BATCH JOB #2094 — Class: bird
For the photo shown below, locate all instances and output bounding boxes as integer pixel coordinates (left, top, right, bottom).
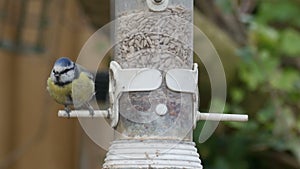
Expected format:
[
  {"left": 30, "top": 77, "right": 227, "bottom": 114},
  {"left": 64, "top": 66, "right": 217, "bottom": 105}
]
[{"left": 47, "top": 57, "right": 95, "bottom": 117}]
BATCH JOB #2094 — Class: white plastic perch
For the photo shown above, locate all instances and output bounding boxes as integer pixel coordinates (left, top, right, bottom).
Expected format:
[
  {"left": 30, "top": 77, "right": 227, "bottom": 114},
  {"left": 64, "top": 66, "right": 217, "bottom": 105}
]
[
  {"left": 58, "top": 110, "right": 248, "bottom": 122},
  {"left": 58, "top": 110, "right": 109, "bottom": 118},
  {"left": 197, "top": 111, "right": 248, "bottom": 122}
]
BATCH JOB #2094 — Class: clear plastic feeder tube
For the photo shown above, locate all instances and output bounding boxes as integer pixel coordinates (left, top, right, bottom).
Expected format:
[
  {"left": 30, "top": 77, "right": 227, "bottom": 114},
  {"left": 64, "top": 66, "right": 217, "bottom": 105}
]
[{"left": 114, "top": 0, "right": 194, "bottom": 140}]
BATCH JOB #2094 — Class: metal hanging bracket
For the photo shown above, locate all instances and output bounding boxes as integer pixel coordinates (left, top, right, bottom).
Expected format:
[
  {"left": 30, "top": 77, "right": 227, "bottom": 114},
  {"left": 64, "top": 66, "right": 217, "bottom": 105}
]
[{"left": 146, "top": 0, "right": 169, "bottom": 11}]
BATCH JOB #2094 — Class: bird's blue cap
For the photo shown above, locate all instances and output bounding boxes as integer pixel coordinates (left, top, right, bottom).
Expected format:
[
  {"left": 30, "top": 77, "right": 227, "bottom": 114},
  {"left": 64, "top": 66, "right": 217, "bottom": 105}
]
[{"left": 54, "top": 57, "right": 73, "bottom": 67}]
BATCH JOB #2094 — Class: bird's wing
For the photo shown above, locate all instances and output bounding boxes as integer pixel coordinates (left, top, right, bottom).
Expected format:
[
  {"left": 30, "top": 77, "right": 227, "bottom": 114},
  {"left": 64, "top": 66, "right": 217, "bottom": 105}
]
[{"left": 72, "top": 72, "right": 95, "bottom": 107}]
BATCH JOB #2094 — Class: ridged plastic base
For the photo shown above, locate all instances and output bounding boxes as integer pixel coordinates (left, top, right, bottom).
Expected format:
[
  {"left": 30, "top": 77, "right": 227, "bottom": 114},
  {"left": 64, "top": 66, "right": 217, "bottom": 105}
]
[{"left": 103, "top": 139, "right": 202, "bottom": 169}]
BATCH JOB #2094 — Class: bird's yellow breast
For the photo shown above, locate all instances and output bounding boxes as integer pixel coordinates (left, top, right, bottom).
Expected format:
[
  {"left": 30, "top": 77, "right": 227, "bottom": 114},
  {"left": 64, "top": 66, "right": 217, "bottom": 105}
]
[
  {"left": 47, "top": 72, "right": 94, "bottom": 107},
  {"left": 47, "top": 77, "right": 72, "bottom": 105}
]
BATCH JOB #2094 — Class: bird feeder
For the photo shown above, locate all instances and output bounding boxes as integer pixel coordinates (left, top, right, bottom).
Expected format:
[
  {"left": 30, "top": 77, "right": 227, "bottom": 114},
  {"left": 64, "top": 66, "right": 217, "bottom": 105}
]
[{"left": 58, "top": 0, "right": 248, "bottom": 168}]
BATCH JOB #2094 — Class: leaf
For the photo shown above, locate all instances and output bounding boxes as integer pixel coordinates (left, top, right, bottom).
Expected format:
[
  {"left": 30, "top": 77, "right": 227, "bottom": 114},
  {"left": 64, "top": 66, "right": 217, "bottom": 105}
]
[
  {"left": 270, "top": 69, "right": 300, "bottom": 91},
  {"left": 249, "top": 24, "right": 279, "bottom": 51},
  {"left": 257, "top": 103, "right": 274, "bottom": 124},
  {"left": 256, "top": 0, "right": 300, "bottom": 27},
  {"left": 230, "top": 88, "right": 245, "bottom": 103},
  {"left": 280, "top": 29, "right": 300, "bottom": 56},
  {"left": 258, "top": 50, "right": 279, "bottom": 77},
  {"left": 240, "top": 60, "right": 266, "bottom": 90}
]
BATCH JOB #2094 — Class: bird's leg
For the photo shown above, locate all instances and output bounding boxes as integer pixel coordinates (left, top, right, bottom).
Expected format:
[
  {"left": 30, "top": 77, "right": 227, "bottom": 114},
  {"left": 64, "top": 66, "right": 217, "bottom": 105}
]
[
  {"left": 85, "top": 103, "right": 94, "bottom": 118},
  {"left": 64, "top": 106, "right": 71, "bottom": 119}
]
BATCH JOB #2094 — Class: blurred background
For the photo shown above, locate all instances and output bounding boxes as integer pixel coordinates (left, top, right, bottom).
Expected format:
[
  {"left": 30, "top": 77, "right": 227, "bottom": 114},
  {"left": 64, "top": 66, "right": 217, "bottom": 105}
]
[{"left": 0, "top": 0, "right": 300, "bottom": 169}]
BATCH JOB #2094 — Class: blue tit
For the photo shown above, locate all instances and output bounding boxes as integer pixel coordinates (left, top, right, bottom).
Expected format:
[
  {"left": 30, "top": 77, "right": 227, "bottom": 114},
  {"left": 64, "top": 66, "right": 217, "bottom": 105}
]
[{"left": 47, "top": 57, "right": 95, "bottom": 117}]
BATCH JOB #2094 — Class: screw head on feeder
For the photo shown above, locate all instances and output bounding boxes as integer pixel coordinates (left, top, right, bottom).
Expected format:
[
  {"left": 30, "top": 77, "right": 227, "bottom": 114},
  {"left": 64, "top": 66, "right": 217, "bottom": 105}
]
[{"left": 155, "top": 103, "right": 168, "bottom": 116}]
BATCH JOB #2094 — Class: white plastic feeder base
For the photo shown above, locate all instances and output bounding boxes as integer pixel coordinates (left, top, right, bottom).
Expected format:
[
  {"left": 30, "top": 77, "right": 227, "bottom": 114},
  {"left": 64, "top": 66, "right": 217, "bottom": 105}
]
[{"left": 103, "top": 139, "right": 203, "bottom": 169}]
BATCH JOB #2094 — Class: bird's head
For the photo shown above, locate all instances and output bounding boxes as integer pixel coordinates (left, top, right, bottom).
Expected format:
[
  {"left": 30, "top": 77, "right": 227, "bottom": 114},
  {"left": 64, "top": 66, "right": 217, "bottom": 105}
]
[{"left": 51, "top": 57, "right": 77, "bottom": 86}]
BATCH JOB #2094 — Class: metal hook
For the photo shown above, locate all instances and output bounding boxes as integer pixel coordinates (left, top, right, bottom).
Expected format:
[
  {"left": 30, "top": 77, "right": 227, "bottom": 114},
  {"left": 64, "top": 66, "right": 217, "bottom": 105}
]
[{"left": 146, "top": 0, "right": 169, "bottom": 11}]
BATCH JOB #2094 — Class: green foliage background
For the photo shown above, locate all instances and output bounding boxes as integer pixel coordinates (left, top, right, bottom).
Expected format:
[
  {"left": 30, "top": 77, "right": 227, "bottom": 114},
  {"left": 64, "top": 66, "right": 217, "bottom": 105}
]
[{"left": 194, "top": 0, "right": 300, "bottom": 168}]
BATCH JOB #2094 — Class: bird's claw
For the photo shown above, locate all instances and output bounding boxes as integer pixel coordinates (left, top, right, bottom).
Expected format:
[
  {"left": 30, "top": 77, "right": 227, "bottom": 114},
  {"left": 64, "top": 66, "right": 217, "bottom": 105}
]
[
  {"left": 65, "top": 106, "right": 71, "bottom": 119},
  {"left": 89, "top": 109, "right": 95, "bottom": 118},
  {"left": 85, "top": 103, "right": 94, "bottom": 118}
]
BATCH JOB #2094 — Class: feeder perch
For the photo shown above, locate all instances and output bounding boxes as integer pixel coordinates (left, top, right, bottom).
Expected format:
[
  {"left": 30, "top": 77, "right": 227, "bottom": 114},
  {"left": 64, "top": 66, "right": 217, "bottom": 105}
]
[{"left": 58, "top": 0, "right": 248, "bottom": 168}]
